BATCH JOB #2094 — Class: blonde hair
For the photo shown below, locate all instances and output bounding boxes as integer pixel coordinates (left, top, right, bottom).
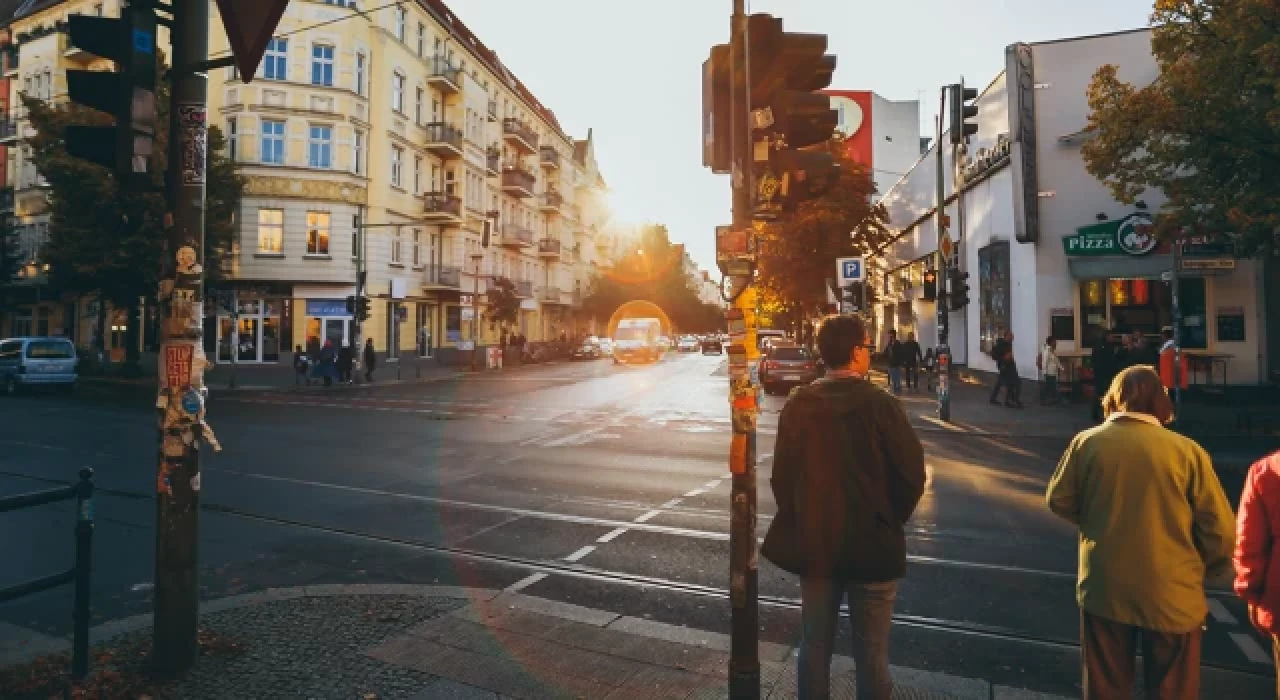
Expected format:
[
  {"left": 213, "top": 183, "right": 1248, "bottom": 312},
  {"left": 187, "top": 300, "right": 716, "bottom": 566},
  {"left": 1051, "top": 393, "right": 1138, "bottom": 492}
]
[{"left": 1102, "top": 365, "right": 1174, "bottom": 424}]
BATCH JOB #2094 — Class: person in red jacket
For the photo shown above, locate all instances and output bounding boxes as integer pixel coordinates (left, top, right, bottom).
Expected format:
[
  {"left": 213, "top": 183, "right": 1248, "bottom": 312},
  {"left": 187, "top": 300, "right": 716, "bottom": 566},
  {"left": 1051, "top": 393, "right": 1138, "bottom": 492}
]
[{"left": 1234, "top": 449, "right": 1280, "bottom": 693}]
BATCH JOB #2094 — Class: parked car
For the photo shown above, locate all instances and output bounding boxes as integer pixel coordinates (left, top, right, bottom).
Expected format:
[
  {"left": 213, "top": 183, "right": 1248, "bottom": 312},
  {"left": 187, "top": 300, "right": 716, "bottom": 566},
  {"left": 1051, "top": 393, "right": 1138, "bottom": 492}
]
[
  {"left": 676, "top": 336, "right": 699, "bottom": 353},
  {"left": 570, "top": 341, "right": 602, "bottom": 361},
  {"left": 0, "top": 336, "right": 78, "bottom": 395},
  {"left": 758, "top": 342, "right": 819, "bottom": 395},
  {"left": 701, "top": 339, "right": 723, "bottom": 355}
]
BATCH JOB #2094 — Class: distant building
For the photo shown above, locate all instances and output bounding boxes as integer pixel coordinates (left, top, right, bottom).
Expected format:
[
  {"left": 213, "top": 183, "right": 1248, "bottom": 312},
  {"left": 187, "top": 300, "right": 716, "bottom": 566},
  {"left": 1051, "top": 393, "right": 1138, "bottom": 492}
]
[{"left": 821, "top": 90, "right": 923, "bottom": 200}]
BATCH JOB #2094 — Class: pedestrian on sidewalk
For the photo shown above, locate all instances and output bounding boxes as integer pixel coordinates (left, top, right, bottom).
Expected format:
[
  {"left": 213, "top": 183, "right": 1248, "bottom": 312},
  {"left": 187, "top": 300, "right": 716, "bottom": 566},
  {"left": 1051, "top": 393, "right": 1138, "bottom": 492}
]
[
  {"left": 292, "top": 344, "right": 310, "bottom": 386},
  {"left": 1232, "top": 449, "right": 1280, "bottom": 694},
  {"left": 1046, "top": 365, "right": 1235, "bottom": 700},
  {"left": 1090, "top": 336, "right": 1117, "bottom": 422},
  {"left": 363, "top": 338, "right": 377, "bottom": 382},
  {"left": 923, "top": 348, "right": 936, "bottom": 392},
  {"left": 762, "top": 315, "right": 926, "bottom": 700},
  {"left": 1158, "top": 327, "right": 1189, "bottom": 393},
  {"left": 337, "top": 342, "right": 354, "bottom": 384},
  {"left": 1038, "top": 335, "right": 1063, "bottom": 405},
  {"left": 316, "top": 340, "right": 338, "bottom": 387},
  {"left": 988, "top": 330, "right": 1022, "bottom": 407},
  {"left": 885, "top": 329, "right": 904, "bottom": 395},
  {"left": 902, "top": 332, "right": 923, "bottom": 391}
]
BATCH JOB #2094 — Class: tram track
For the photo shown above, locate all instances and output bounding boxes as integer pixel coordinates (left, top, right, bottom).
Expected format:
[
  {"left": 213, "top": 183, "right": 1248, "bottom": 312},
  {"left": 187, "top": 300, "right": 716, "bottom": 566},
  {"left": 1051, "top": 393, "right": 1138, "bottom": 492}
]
[{"left": 1, "top": 467, "right": 1271, "bottom": 680}]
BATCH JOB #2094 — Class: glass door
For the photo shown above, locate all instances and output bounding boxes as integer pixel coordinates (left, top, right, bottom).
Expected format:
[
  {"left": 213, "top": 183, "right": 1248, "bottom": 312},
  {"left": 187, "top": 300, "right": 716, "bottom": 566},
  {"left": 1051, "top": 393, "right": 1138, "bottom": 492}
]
[
  {"left": 218, "top": 317, "right": 234, "bottom": 362},
  {"left": 323, "top": 318, "right": 348, "bottom": 349},
  {"left": 237, "top": 317, "right": 259, "bottom": 362}
]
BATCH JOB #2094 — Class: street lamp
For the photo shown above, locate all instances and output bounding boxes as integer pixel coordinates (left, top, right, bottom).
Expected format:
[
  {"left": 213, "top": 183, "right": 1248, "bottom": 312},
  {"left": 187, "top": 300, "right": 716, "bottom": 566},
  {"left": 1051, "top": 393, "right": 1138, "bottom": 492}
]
[{"left": 470, "top": 252, "right": 483, "bottom": 371}]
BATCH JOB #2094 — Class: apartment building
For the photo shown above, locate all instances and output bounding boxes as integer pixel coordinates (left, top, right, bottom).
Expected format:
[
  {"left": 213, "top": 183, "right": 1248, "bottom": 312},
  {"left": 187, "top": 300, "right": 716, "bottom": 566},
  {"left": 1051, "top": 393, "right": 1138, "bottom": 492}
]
[{"left": 209, "top": 0, "right": 612, "bottom": 365}]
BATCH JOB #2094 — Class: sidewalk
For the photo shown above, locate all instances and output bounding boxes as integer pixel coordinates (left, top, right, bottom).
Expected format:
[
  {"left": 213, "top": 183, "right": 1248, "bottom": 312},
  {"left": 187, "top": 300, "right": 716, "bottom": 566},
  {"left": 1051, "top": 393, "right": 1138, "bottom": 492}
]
[{"left": 1, "top": 584, "right": 1065, "bottom": 700}]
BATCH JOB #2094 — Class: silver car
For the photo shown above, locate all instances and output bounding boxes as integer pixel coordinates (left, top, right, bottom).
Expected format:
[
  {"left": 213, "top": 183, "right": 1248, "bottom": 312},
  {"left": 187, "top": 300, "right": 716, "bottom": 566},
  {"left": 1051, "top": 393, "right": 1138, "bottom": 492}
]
[{"left": 0, "top": 337, "right": 78, "bottom": 395}]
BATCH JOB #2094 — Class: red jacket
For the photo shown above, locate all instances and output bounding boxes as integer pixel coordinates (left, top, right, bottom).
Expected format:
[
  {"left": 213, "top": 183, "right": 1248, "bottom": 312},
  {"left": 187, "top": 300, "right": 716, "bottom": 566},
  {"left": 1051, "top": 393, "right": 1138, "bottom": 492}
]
[{"left": 1234, "top": 450, "right": 1280, "bottom": 633}]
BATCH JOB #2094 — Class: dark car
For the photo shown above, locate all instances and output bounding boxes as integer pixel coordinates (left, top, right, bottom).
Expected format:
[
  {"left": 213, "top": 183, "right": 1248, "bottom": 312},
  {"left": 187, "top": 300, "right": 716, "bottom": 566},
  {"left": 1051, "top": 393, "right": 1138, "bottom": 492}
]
[
  {"left": 701, "top": 339, "right": 723, "bottom": 355},
  {"left": 758, "top": 343, "right": 819, "bottom": 395},
  {"left": 570, "top": 341, "right": 602, "bottom": 360}
]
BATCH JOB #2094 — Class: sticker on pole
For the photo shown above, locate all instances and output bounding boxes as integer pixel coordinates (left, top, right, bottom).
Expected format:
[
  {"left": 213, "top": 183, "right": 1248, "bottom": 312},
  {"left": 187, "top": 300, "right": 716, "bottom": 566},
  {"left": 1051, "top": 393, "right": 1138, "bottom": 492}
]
[
  {"left": 836, "top": 256, "right": 864, "bottom": 284},
  {"left": 177, "top": 104, "right": 208, "bottom": 185},
  {"left": 162, "top": 344, "right": 195, "bottom": 389}
]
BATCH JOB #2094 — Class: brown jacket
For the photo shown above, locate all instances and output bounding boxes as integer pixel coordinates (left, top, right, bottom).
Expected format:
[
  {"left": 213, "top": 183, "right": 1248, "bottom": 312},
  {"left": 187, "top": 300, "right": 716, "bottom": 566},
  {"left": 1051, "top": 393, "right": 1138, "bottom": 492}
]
[{"left": 762, "top": 377, "right": 926, "bottom": 581}]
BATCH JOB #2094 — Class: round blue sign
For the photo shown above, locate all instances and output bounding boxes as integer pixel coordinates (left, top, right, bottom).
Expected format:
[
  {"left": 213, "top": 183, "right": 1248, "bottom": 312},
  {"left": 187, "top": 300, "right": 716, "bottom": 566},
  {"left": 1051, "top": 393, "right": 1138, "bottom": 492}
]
[{"left": 181, "top": 389, "right": 203, "bottom": 416}]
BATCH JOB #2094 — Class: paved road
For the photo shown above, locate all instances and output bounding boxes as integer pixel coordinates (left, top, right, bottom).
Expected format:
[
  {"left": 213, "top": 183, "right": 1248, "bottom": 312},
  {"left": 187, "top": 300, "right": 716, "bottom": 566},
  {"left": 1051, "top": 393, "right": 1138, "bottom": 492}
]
[{"left": 0, "top": 353, "right": 1273, "bottom": 697}]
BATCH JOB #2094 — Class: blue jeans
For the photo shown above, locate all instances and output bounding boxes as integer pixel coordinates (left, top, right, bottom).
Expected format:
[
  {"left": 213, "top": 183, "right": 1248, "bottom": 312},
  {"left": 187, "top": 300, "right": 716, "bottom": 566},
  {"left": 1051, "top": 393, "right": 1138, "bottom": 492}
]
[
  {"left": 798, "top": 578, "right": 898, "bottom": 700},
  {"left": 887, "top": 367, "right": 903, "bottom": 394}
]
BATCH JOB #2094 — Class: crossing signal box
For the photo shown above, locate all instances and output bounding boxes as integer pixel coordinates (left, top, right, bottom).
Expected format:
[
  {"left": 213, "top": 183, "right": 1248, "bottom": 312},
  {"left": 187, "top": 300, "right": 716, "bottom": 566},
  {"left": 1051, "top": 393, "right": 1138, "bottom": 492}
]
[
  {"left": 922, "top": 270, "right": 938, "bottom": 302},
  {"left": 948, "top": 83, "right": 979, "bottom": 145},
  {"left": 64, "top": 4, "right": 158, "bottom": 190}
]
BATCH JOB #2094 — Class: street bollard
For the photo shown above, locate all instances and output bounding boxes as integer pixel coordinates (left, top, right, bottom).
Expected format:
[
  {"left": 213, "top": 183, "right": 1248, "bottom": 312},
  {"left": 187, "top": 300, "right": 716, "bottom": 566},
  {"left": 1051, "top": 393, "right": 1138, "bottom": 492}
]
[{"left": 71, "top": 467, "right": 95, "bottom": 680}]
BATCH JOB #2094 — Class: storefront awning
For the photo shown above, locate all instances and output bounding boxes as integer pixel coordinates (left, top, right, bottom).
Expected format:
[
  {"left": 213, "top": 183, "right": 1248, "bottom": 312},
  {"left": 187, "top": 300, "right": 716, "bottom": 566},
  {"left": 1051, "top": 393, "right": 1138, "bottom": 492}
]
[{"left": 1068, "top": 254, "right": 1173, "bottom": 279}]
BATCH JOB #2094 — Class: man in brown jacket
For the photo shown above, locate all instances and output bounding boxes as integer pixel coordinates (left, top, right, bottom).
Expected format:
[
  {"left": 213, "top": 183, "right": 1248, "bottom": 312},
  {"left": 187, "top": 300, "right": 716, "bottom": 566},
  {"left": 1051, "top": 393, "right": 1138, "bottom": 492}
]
[{"left": 762, "top": 315, "right": 926, "bottom": 699}]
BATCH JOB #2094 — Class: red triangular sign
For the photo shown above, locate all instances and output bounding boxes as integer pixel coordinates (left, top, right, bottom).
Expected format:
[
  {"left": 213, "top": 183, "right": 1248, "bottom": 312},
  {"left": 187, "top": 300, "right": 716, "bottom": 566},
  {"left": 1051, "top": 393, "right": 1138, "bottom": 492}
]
[{"left": 216, "top": 0, "right": 291, "bottom": 83}]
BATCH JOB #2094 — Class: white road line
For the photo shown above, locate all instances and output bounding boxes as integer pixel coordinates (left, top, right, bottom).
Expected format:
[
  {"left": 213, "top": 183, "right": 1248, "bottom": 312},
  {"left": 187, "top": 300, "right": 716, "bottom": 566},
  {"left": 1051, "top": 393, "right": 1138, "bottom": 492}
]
[
  {"left": 758, "top": 452, "right": 773, "bottom": 461},
  {"left": 1206, "top": 598, "right": 1237, "bottom": 625},
  {"left": 703, "top": 480, "right": 720, "bottom": 490},
  {"left": 683, "top": 489, "right": 706, "bottom": 498},
  {"left": 660, "top": 498, "right": 683, "bottom": 509},
  {"left": 506, "top": 572, "right": 548, "bottom": 592},
  {"left": 541, "top": 425, "right": 609, "bottom": 448},
  {"left": 563, "top": 546, "right": 596, "bottom": 562},
  {"left": 1229, "top": 632, "right": 1272, "bottom": 664},
  {"left": 597, "top": 527, "right": 629, "bottom": 543},
  {"left": 634, "top": 510, "right": 662, "bottom": 523}
]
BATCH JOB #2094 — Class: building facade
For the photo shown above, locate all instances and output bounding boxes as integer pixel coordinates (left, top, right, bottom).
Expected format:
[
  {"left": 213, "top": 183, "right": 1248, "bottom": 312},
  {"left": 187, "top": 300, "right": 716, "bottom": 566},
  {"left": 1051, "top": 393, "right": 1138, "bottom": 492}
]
[
  {"left": 822, "top": 89, "right": 923, "bottom": 199},
  {"left": 872, "top": 28, "right": 1277, "bottom": 385}
]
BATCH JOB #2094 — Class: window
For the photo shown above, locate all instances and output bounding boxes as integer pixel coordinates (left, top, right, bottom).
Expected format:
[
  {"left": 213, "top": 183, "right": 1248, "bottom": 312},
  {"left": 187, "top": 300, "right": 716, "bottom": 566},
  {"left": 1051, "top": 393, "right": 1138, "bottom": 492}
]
[
  {"left": 93, "top": 3, "right": 102, "bottom": 15},
  {"left": 307, "top": 125, "right": 333, "bottom": 168},
  {"left": 257, "top": 209, "right": 284, "bottom": 253},
  {"left": 310, "top": 45, "right": 334, "bottom": 86},
  {"left": 260, "top": 119, "right": 285, "bottom": 164},
  {"left": 413, "top": 156, "right": 421, "bottom": 194},
  {"left": 417, "top": 23, "right": 425, "bottom": 56},
  {"left": 355, "top": 53, "right": 366, "bottom": 95},
  {"left": 415, "top": 87, "right": 423, "bottom": 124},
  {"left": 394, "top": 6, "right": 406, "bottom": 41},
  {"left": 412, "top": 229, "right": 421, "bottom": 266},
  {"left": 226, "top": 118, "right": 237, "bottom": 161},
  {"left": 352, "top": 131, "right": 365, "bottom": 175},
  {"left": 390, "top": 146, "right": 403, "bottom": 187},
  {"left": 391, "top": 228, "right": 402, "bottom": 263},
  {"left": 306, "top": 212, "right": 330, "bottom": 254},
  {"left": 391, "top": 73, "right": 404, "bottom": 112},
  {"left": 978, "top": 242, "right": 1010, "bottom": 355},
  {"left": 262, "top": 38, "right": 287, "bottom": 80}
]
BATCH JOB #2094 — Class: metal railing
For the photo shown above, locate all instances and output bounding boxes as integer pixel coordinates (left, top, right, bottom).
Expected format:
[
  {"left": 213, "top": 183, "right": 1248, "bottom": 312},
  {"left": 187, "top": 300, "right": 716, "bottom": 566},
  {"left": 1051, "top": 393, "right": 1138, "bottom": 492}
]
[
  {"left": 0, "top": 468, "right": 95, "bottom": 679},
  {"left": 539, "top": 286, "right": 562, "bottom": 303},
  {"left": 539, "top": 146, "right": 560, "bottom": 168},
  {"left": 503, "top": 224, "right": 534, "bottom": 245},
  {"left": 515, "top": 279, "right": 534, "bottom": 297},
  {"left": 502, "top": 118, "right": 539, "bottom": 150},
  {"left": 485, "top": 149, "right": 501, "bottom": 174},
  {"left": 424, "top": 193, "right": 462, "bottom": 218},
  {"left": 428, "top": 56, "right": 461, "bottom": 87},
  {"left": 424, "top": 122, "right": 463, "bottom": 151},
  {"left": 538, "top": 238, "right": 561, "bottom": 256},
  {"left": 425, "top": 265, "right": 461, "bottom": 287},
  {"left": 501, "top": 166, "right": 536, "bottom": 193}
]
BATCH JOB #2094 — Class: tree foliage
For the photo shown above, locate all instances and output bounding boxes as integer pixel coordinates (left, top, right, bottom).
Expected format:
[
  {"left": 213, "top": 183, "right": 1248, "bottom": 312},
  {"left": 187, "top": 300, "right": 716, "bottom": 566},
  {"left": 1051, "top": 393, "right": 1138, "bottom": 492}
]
[
  {"left": 582, "top": 224, "right": 724, "bottom": 334},
  {"left": 485, "top": 276, "right": 521, "bottom": 328},
  {"left": 756, "top": 136, "right": 891, "bottom": 317},
  {"left": 1081, "top": 0, "right": 1280, "bottom": 257},
  {"left": 0, "top": 213, "right": 22, "bottom": 315}
]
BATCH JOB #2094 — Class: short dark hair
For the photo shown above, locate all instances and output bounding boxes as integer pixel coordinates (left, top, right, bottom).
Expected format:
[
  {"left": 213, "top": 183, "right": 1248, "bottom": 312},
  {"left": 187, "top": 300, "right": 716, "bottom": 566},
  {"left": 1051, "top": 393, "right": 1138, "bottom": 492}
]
[{"left": 817, "top": 315, "right": 867, "bottom": 369}]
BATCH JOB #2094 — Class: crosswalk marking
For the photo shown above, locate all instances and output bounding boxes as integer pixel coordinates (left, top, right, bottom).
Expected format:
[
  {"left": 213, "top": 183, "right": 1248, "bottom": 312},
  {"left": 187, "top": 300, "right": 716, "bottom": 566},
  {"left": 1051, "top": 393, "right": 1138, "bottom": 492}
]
[
  {"left": 1206, "top": 598, "right": 1237, "bottom": 625},
  {"left": 1229, "top": 632, "right": 1272, "bottom": 664}
]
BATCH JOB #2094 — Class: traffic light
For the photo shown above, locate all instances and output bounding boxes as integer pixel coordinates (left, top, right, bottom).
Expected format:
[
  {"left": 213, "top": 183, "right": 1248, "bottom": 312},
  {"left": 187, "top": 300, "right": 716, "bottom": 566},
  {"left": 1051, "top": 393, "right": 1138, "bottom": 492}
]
[
  {"left": 745, "top": 14, "right": 839, "bottom": 220},
  {"left": 701, "top": 44, "right": 731, "bottom": 174},
  {"left": 356, "top": 296, "right": 371, "bottom": 322},
  {"left": 922, "top": 270, "right": 938, "bottom": 302},
  {"left": 948, "top": 82, "right": 979, "bottom": 145},
  {"left": 345, "top": 296, "right": 357, "bottom": 314},
  {"left": 64, "top": 4, "right": 158, "bottom": 189},
  {"left": 948, "top": 268, "right": 971, "bottom": 310}
]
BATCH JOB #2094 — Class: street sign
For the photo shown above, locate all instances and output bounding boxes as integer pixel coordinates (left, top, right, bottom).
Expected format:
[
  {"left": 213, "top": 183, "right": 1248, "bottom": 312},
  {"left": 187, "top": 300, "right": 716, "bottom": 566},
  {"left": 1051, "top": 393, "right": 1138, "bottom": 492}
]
[
  {"left": 940, "top": 233, "right": 954, "bottom": 261},
  {"left": 839, "top": 301, "right": 855, "bottom": 314},
  {"left": 216, "top": 0, "right": 292, "bottom": 83},
  {"left": 836, "top": 256, "right": 864, "bottom": 284}
]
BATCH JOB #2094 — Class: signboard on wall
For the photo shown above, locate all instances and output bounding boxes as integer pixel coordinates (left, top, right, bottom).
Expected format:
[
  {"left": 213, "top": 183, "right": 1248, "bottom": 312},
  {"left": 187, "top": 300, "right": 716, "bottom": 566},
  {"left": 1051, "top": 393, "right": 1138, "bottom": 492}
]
[
  {"left": 1006, "top": 43, "right": 1040, "bottom": 244},
  {"left": 1063, "top": 213, "right": 1157, "bottom": 257}
]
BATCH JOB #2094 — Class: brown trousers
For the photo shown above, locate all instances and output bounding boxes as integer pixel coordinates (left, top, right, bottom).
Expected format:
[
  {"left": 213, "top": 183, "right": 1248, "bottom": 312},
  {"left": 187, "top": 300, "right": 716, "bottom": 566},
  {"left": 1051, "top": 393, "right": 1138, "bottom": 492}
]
[{"left": 1080, "top": 610, "right": 1201, "bottom": 700}]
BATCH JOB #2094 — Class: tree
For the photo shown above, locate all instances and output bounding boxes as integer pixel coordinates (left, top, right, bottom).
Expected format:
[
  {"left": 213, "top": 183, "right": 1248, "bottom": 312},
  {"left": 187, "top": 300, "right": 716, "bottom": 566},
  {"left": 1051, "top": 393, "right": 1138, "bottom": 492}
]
[
  {"left": 756, "top": 136, "right": 891, "bottom": 317},
  {"left": 1081, "top": 0, "right": 1280, "bottom": 258},
  {"left": 485, "top": 276, "right": 521, "bottom": 331},
  {"left": 581, "top": 224, "right": 712, "bottom": 334},
  {"left": 22, "top": 60, "right": 244, "bottom": 359},
  {"left": 0, "top": 213, "right": 22, "bottom": 317}
]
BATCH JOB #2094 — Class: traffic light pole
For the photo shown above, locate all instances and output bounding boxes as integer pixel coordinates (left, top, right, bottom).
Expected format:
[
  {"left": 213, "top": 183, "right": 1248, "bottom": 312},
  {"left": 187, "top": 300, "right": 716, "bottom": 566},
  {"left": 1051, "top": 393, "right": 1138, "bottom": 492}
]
[
  {"left": 727, "top": 1, "right": 760, "bottom": 698},
  {"left": 934, "top": 89, "right": 952, "bottom": 422},
  {"left": 154, "top": 0, "right": 211, "bottom": 674}
]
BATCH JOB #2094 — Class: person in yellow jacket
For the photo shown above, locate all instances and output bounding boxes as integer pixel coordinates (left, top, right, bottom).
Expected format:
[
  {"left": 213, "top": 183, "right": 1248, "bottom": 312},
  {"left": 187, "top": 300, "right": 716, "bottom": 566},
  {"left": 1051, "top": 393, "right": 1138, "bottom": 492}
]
[{"left": 1046, "top": 365, "right": 1234, "bottom": 700}]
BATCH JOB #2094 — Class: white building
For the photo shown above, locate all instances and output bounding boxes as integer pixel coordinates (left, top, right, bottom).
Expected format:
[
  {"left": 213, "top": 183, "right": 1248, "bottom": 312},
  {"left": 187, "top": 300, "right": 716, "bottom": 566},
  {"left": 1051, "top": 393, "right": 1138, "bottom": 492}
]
[
  {"left": 872, "top": 28, "right": 1277, "bottom": 385},
  {"left": 823, "top": 90, "right": 924, "bottom": 199}
]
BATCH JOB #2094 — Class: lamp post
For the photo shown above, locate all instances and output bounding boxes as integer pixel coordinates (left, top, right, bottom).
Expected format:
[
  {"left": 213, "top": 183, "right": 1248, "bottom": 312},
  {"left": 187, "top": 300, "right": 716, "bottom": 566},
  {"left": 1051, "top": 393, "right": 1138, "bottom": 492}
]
[{"left": 471, "top": 253, "right": 483, "bottom": 370}]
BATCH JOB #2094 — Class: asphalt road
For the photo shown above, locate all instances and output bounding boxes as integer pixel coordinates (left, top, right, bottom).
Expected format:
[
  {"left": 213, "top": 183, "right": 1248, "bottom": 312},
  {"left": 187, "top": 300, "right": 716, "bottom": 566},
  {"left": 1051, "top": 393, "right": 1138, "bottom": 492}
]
[{"left": 0, "top": 353, "right": 1273, "bottom": 697}]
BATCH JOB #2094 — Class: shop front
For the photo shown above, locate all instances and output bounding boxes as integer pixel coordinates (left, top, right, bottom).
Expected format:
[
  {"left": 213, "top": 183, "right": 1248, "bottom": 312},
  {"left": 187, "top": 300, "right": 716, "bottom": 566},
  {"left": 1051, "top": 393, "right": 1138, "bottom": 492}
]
[{"left": 303, "top": 298, "right": 354, "bottom": 355}]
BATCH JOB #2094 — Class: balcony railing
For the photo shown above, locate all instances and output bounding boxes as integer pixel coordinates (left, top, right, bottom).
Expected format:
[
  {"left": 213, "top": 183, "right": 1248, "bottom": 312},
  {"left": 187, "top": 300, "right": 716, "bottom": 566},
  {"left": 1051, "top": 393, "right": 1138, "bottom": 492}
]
[
  {"left": 502, "top": 118, "right": 539, "bottom": 153},
  {"left": 514, "top": 279, "right": 534, "bottom": 297},
  {"left": 423, "top": 122, "right": 463, "bottom": 157},
  {"left": 500, "top": 166, "right": 536, "bottom": 197},
  {"left": 426, "top": 265, "right": 462, "bottom": 288},
  {"left": 537, "top": 238, "right": 561, "bottom": 258},
  {"left": 539, "top": 190, "right": 563, "bottom": 213},
  {"left": 427, "top": 56, "right": 462, "bottom": 94},
  {"left": 501, "top": 224, "right": 534, "bottom": 247},
  {"left": 423, "top": 193, "right": 463, "bottom": 221},
  {"left": 539, "top": 146, "right": 560, "bottom": 170},
  {"left": 539, "top": 286, "right": 563, "bottom": 304}
]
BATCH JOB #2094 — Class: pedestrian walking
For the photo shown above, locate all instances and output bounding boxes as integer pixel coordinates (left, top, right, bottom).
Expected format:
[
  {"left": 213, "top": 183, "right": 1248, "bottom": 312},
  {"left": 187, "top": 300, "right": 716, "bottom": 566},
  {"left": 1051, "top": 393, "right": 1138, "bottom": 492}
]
[
  {"left": 363, "top": 337, "right": 377, "bottom": 382},
  {"left": 762, "top": 315, "right": 926, "bottom": 700},
  {"left": 337, "top": 343, "right": 354, "bottom": 384},
  {"left": 315, "top": 340, "right": 338, "bottom": 387},
  {"left": 988, "top": 330, "right": 1022, "bottom": 407},
  {"left": 923, "top": 348, "right": 936, "bottom": 392},
  {"left": 292, "top": 344, "right": 310, "bottom": 386},
  {"left": 1131, "top": 329, "right": 1156, "bottom": 366},
  {"left": 1046, "top": 365, "right": 1235, "bottom": 700},
  {"left": 1233, "top": 449, "right": 1280, "bottom": 694},
  {"left": 1038, "top": 335, "right": 1063, "bottom": 405},
  {"left": 902, "top": 332, "right": 923, "bottom": 391},
  {"left": 885, "top": 329, "right": 904, "bottom": 395},
  {"left": 1090, "top": 336, "right": 1116, "bottom": 422},
  {"left": 1158, "top": 327, "right": 1189, "bottom": 393}
]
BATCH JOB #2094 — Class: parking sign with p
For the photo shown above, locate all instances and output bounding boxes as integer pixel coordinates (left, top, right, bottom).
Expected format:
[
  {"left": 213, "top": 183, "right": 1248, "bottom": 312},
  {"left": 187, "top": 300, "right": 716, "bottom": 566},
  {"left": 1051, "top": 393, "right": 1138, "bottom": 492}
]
[{"left": 836, "top": 256, "right": 864, "bottom": 285}]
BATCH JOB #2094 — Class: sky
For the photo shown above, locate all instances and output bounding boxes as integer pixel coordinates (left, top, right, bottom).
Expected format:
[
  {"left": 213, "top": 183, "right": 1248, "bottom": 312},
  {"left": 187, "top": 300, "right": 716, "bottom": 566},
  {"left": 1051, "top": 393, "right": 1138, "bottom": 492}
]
[{"left": 457, "top": 0, "right": 1155, "bottom": 273}]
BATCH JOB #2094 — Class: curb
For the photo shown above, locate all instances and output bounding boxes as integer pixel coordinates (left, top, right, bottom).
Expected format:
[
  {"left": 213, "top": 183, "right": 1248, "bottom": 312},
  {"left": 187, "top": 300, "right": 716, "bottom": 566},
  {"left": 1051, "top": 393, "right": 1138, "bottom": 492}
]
[{"left": 1, "top": 583, "right": 1069, "bottom": 700}]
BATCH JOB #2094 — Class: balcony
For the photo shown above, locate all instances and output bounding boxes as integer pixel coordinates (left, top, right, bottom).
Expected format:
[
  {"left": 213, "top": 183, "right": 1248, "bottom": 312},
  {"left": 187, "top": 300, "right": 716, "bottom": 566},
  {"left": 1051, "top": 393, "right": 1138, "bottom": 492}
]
[
  {"left": 423, "top": 122, "right": 463, "bottom": 159},
  {"left": 500, "top": 165, "right": 536, "bottom": 198},
  {"left": 0, "top": 117, "right": 18, "bottom": 144},
  {"left": 485, "top": 149, "right": 501, "bottom": 177},
  {"left": 425, "top": 265, "right": 462, "bottom": 289},
  {"left": 502, "top": 118, "right": 539, "bottom": 153},
  {"left": 514, "top": 279, "right": 534, "bottom": 297},
  {"left": 539, "top": 146, "right": 560, "bottom": 170},
  {"left": 427, "top": 56, "right": 462, "bottom": 94},
  {"left": 538, "top": 190, "right": 563, "bottom": 214},
  {"left": 539, "top": 286, "right": 566, "bottom": 305},
  {"left": 423, "top": 193, "right": 463, "bottom": 224},
  {"left": 499, "top": 224, "right": 534, "bottom": 248},
  {"left": 537, "top": 238, "right": 561, "bottom": 259},
  {"left": 487, "top": 99, "right": 498, "bottom": 122}
]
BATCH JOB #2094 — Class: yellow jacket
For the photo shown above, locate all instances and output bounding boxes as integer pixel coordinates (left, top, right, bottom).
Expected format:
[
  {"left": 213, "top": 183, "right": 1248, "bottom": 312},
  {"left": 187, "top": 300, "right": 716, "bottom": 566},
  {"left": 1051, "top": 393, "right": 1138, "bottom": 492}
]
[{"left": 1046, "top": 414, "right": 1235, "bottom": 632}]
